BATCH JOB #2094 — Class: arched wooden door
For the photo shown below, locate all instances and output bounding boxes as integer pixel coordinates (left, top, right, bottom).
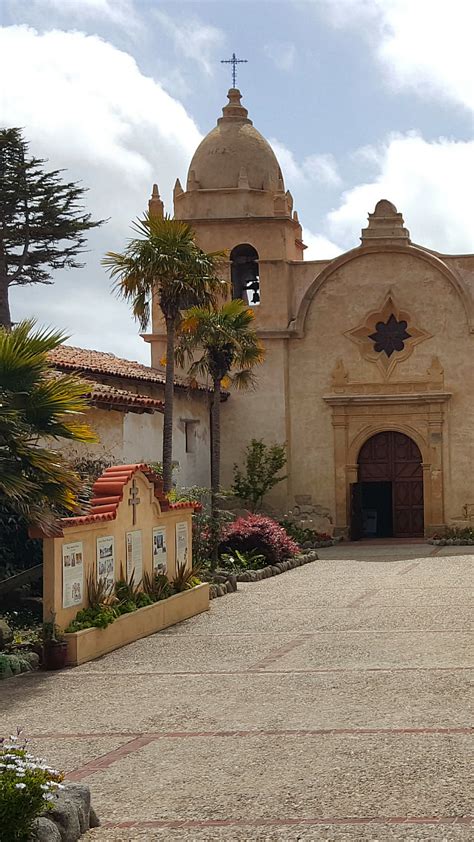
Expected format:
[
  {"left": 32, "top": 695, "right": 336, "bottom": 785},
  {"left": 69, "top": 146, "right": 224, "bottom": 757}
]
[{"left": 357, "top": 432, "right": 424, "bottom": 538}]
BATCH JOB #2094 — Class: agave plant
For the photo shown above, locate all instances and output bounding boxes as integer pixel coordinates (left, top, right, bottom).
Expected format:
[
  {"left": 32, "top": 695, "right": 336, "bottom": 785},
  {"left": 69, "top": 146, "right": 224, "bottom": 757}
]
[
  {"left": 171, "top": 561, "right": 202, "bottom": 593},
  {"left": 143, "top": 570, "right": 171, "bottom": 601}
]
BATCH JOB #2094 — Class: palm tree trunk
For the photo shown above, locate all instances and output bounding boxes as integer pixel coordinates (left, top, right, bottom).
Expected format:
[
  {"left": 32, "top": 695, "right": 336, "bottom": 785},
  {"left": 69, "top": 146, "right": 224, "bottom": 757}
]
[
  {"left": 210, "top": 376, "right": 221, "bottom": 570},
  {"left": 162, "top": 316, "right": 176, "bottom": 493}
]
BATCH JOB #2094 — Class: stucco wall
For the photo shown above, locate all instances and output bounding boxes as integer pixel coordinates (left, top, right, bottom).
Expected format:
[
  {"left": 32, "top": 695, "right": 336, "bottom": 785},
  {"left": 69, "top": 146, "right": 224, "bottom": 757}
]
[
  {"left": 288, "top": 249, "right": 473, "bottom": 527},
  {"left": 220, "top": 339, "right": 289, "bottom": 509},
  {"left": 43, "top": 470, "right": 194, "bottom": 630},
  {"left": 54, "top": 393, "right": 211, "bottom": 489}
]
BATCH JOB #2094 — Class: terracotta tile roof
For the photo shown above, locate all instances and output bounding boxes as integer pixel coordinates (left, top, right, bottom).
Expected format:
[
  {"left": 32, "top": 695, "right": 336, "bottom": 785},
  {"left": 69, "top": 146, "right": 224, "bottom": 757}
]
[
  {"left": 30, "top": 464, "right": 200, "bottom": 538},
  {"left": 81, "top": 380, "right": 164, "bottom": 414},
  {"left": 48, "top": 345, "right": 213, "bottom": 392}
]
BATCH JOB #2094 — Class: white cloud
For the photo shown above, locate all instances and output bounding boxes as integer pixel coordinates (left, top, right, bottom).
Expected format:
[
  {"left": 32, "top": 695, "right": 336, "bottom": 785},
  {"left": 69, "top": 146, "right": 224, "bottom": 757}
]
[
  {"left": 0, "top": 25, "right": 202, "bottom": 361},
  {"left": 304, "top": 153, "right": 342, "bottom": 186},
  {"left": 302, "top": 230, "right": 343, "bottom": 260},
  {"left": 327, "top": 132, "right": 474, "bottom": 253},
  {"left": 154, "top": 10, "right": 225, "bottom": 76},
  {"left": 264, "top": 41, "right": 296, "bottom": 71},
  {"left": 321, "top": 0, "right": 474, "bottom": 113},
  {"left": 10, "top": 0, "right": 139, "bottom": 28},
  {"left": 270, "top": 140, "right": 342, "bottom": 188}
]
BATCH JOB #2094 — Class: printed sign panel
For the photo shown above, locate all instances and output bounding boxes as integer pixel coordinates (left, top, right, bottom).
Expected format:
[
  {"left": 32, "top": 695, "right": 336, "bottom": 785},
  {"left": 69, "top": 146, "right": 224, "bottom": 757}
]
[
  {"left": 175, "top": 521, "right": 189, "bottom": 568},
  {"left": 96, "top": 536, "right": 115, "bottom": 591},
  {"left": 152, "top": 526, "right": 167, "bottom": 573},
  {"left": 62, "top": 541, "right": 84, "bottom": 608},
  {"left": 126, "top": 530, "right": 143, "bottom": 584}
]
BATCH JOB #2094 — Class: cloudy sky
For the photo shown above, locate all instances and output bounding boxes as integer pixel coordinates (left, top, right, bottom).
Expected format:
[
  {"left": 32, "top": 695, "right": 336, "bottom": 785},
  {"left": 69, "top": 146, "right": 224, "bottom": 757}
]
[{"left": 2, "top": 0, "right": 473, "bottom": 362}]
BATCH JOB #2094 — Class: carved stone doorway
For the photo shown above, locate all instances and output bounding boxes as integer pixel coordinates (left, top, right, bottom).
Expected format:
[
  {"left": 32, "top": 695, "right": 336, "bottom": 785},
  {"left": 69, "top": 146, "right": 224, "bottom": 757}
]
[{"left": 353, "top": 431, "right": 424, "bottom": 538}]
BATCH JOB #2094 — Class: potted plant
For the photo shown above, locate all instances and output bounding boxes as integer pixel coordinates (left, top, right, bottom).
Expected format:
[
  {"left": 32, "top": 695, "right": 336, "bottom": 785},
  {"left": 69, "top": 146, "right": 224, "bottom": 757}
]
[{"left": 42, "top": 613, "right": 68, "bottom": 670}]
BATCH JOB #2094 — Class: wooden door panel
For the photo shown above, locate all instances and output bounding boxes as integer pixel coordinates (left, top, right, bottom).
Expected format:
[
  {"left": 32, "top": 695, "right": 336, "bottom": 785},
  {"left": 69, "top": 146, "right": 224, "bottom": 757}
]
[{"left": 358, "top": 432, "right": 424, "bottom": 538}]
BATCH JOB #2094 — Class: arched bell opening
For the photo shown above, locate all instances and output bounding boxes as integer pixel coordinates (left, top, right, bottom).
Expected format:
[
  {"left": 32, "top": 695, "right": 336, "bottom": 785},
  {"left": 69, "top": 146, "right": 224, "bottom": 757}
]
[
  {"left": 350, "top": 431, "right": 424, "bottom": 539},
  {"left": 230, "top": 244, "right": 260, "bottom": 305}
]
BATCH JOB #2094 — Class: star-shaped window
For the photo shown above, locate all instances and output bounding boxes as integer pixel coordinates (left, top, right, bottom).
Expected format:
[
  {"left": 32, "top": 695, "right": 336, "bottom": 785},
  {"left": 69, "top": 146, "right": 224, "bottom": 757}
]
[{"left": 369, "top": 314, "right": 411, "bottom": 357}]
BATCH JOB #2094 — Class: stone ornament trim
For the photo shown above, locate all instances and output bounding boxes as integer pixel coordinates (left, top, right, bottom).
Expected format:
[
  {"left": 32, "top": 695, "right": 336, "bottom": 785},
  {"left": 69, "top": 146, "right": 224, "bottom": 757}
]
[
  {"left": 345, "top": 290, "right": 431, "bottom": 378},
  {"left": 209, "top": 551, "right": 319, "bottom": 598}
]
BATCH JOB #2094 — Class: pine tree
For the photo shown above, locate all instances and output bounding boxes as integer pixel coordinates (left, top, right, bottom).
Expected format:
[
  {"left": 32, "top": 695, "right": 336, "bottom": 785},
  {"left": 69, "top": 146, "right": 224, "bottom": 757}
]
[{"left": 0, "top": 128, "right": 104, "bottom": 327}]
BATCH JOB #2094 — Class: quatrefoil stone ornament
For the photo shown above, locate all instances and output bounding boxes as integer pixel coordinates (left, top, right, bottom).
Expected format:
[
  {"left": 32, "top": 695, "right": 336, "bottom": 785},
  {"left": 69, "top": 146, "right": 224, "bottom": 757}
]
[
  {"left": 345, "top": 291, "right": 431, "bottom": 378},
  {"left": 369, "top": 314, "right": 411, "bottom": 357}
]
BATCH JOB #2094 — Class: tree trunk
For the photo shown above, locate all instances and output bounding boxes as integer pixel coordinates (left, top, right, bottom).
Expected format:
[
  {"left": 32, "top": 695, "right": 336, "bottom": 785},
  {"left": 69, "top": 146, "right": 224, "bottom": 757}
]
[
  {"left": 210, "top": 376, "right": 221, "bottom": 570},
  {"left": 162, "top": 316, "right": 176, "bottom": 493},
  {"left": 0, "top": 277, "right": 12, "bottom": 329}
]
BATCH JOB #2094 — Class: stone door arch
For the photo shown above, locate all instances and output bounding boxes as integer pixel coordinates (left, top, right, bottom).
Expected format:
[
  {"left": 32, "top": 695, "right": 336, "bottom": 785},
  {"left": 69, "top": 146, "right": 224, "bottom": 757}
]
[
  {"left": 324, "top": 392, "right": 450, "bottom": 538},
  {"left": 357, "top": 431, "right": 424, "bottom": 537}
]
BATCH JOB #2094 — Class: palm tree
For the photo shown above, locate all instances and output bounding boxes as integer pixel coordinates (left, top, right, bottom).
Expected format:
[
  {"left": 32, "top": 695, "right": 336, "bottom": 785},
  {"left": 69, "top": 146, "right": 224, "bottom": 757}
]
[
  {"left": 102, "top": 214, "right": 226, "bottom": 492},
  {"left": 176, "top": 299, "right": 264, "bottom": 565},
  {"left": 0, "top": 320, "right": 97, "bottom": 532}
]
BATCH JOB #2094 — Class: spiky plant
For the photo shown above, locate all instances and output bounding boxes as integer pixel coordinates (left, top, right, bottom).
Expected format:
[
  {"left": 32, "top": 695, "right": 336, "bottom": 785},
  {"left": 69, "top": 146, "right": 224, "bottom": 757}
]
[{"left": 0, "top": 319, "right": 96, "bottom": 532}]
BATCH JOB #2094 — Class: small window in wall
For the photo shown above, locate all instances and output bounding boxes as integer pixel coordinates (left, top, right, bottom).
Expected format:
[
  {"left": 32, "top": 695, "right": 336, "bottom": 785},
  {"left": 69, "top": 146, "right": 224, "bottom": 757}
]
[
  {"left": 183, "top": 420, "right": 198, "bottom": 454},
  {"left": 230, "top": 244, "right": 260, "bottom": 305}
]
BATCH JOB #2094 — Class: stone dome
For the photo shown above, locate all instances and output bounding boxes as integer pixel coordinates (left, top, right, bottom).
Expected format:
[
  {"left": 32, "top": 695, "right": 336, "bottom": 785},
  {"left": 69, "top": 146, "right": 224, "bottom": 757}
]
[{"left": 186, "top": 89, "right": 283, "bottom": 192}]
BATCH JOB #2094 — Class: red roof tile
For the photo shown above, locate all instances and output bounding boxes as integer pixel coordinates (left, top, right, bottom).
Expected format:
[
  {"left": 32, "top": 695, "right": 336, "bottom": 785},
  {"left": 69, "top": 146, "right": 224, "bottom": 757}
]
[
  {"left": 31, "top": 464, "right": 199, "bottom": 538},
  {"left": 67, "top": 378, "right": 164, "bottom": 413},
  {"left": 48, "top": 345, "right": 213, "bottom": 392}
]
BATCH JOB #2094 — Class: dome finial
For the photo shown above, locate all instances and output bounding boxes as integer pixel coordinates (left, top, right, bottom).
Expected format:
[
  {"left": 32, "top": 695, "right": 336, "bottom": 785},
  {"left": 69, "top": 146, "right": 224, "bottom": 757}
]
[{"left": 218, "top": 88, "right": 251, "bottom": 125}]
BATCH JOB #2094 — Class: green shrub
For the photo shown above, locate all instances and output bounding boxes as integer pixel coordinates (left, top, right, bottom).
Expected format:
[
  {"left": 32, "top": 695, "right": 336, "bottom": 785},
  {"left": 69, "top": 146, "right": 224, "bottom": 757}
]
[
  {"left": 0, "top": 731, "right": 64, "bottom": 841},
  {"left": 279, "top": 520, "right": 332, "bottom": 546},
  {"left": 232, "top": 439, "right": 287, "bottom": 512},
  {"left": 65, "top": 605, "right": 117, "bottom": 632},
  {"left": 219, "top": 548, "right": 266, "bottom": 571},
  {"left": 220, "top": 515, "right": 299, "bottom": 566}
]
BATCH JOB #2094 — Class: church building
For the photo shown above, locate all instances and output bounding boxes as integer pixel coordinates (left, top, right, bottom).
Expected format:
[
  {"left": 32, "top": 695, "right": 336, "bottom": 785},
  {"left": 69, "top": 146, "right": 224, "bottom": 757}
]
[{"left": 146, "top": 88, "right": 474, "bottom": 540}]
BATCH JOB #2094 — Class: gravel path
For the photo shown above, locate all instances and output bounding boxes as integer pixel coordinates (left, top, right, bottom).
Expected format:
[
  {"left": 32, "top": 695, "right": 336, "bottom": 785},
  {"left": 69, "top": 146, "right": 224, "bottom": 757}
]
[{"left": 0, "top": 543, "right": 472, "bottom": 840}]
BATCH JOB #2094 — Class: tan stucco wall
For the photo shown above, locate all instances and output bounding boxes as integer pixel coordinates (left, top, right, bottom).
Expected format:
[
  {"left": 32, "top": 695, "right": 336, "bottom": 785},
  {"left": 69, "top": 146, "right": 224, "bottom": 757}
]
[
  {"left": 52, "top": 389, "right": 211, "bottom": 489},
  {"left": 217, "top": 245, "right": 474, "bottom": 532},
  {"left": 43, "top": 471, "right": 194, "bottom": 630},
  {"left": 291, "top": 250, "right": 473, "bottom": 523}
]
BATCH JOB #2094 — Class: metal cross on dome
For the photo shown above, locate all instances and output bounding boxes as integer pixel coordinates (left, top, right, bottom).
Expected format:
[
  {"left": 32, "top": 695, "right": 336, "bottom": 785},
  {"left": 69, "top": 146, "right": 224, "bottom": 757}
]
[{"left": 221, "top": 52, "right": 248, "bottom": 88}]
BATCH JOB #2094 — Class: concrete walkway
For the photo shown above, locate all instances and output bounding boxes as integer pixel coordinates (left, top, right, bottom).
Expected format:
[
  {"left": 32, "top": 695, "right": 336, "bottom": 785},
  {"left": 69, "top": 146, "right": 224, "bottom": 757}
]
[{"left": 1, "top": 543, "right": 472, "bottom": 840}]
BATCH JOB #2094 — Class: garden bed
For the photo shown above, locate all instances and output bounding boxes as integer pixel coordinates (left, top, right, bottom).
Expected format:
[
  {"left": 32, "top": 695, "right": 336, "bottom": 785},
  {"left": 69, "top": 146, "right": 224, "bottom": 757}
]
[
  {"left": 64, "top": 583, "right": 209, "bottom": 666},
  {"left": 208, "top": 551, "right": 319, "bottom": 598}
]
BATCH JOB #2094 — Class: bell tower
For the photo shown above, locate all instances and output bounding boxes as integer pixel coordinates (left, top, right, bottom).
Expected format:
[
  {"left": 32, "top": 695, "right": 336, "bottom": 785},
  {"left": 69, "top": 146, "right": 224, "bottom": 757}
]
[{"left": 147, "top": 87, "right": 305, "bottom": 372}]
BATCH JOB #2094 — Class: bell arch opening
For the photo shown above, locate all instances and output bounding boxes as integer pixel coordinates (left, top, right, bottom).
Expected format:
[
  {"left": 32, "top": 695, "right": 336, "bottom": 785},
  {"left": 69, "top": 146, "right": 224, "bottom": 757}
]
[
  {"left": 230, "top": 244, "right": 260, "bottom": 305},
  {"left": 350, "top": 431, "right": 424, "bottom": 540}
]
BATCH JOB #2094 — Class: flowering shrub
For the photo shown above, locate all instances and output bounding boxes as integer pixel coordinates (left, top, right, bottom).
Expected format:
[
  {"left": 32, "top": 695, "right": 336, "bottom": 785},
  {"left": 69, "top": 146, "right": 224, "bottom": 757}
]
[
  {"left": 0, "top": 730, "right": 64, "bottom": 841},
  {"left": 220, "top": 515, "right": 299, "bottom": 566}
]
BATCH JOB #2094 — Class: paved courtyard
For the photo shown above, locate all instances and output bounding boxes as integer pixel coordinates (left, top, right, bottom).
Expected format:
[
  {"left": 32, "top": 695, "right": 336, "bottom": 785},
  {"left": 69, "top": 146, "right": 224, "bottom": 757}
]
[{"left": 0, "top": 542, "right": 472, "bottom": 840}]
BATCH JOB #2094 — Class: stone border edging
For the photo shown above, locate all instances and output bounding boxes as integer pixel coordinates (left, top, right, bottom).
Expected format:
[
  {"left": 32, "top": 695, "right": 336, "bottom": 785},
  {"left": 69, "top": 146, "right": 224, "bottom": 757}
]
[
  {"left": 30, "top": 782, "right": 100, "bottom": 840},
  {"left": 209, "top": 551, "right": 319, "bottom": 599},
  {"left": 427, "top": 538, "right": 474, "bottom": 546}
]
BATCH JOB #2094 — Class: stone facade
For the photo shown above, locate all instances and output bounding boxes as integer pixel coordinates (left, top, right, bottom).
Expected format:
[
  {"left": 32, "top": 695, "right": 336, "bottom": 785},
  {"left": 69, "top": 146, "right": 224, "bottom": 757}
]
[{"left": 146, "top": 89, "right": 474, "bottom": 539}]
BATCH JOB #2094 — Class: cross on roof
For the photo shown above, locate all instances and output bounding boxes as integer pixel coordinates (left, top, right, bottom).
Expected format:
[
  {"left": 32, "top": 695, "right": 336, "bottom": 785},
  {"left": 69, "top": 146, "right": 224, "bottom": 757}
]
[
  {"left": 128, "top": 479, "right": 141, "bottom": 525},
  {"left": 221, "top": 52, "right": 248, "bottom": 88}
]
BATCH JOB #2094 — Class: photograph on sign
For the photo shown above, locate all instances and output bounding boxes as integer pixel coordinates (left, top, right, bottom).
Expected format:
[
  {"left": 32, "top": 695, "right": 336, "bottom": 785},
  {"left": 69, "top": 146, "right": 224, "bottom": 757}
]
[
  {"left": 62, "top": 541, "right": 84, "bottom": 608},
  {"left": 96, "top": 536, "right": 115, "bottom": 590},
  {"left": 152, "top": 526, "right": 167, "bottom": 573}
]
